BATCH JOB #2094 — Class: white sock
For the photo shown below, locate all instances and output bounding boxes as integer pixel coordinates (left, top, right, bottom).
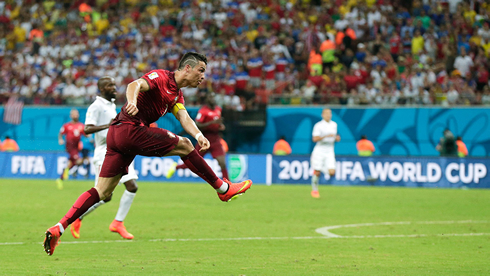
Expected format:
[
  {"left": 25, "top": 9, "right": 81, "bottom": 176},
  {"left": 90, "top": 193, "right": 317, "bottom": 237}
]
[
  {"left": 115, "top": 190, "right": 136, "bottom": 221},
  {"left": 78, "top": 200, "right": 106, "bottom": 220},
  {"left": 216, "top": 181, "right": 229, "bottom": 194},
  {"left": 311, "top": 175, "right": 319, "bottom": 191},
  {"left": 56, "top": 222, "right": 65, "bottom": 234}
]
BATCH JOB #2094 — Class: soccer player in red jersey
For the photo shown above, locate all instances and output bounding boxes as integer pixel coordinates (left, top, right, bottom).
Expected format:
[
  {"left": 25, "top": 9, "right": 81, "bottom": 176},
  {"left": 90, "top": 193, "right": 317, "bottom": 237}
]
[
  {"left": 43, "top": 52, "right": 253, "bottom": 256},
  {"left": 166, "top": 92, "right": 229, "bottom": 180},
  {"left": 56, "top": 109, "right": 85, "bottom": 190}
]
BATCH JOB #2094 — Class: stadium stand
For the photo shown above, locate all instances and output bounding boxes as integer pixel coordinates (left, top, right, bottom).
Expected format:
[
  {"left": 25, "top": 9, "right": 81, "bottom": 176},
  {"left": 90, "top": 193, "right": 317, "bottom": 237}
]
[{"left": 0, "top": 0, "right": 490, "bottom": 107}]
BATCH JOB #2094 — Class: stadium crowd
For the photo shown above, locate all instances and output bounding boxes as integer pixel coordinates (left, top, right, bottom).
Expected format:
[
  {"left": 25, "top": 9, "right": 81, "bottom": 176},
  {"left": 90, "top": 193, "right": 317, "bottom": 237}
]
[{"left": 1, "top": 0, "right": 490, "bottom": 108}]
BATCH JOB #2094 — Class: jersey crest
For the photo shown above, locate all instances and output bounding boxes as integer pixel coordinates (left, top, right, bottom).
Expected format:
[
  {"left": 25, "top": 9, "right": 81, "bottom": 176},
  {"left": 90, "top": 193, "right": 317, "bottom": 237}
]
[{"left": 148, "top": 72, "right": 159, "bottom": 80}]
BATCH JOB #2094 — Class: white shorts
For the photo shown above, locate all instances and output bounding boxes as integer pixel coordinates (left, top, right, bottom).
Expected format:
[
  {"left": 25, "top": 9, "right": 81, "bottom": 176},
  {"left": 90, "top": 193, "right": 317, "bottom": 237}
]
[
  {"left": 310, "top": 151, "right": 336, "bottom": 173},
  {"left": 94, "top": 160, "right": 138, "bottom": 187}
]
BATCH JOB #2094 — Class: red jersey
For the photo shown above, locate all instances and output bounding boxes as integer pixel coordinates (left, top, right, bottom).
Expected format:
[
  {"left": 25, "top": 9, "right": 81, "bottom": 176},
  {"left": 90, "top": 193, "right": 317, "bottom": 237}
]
[
  {"left": 389, "top": 35, "right": 401, "bottom": 54},
  {"left": 60, "top": 122, "right": 85, "bottom": 150},
  {"left": 115, "top": 70, "right": 185, "bottom": 126},
  {"left": 196, "top": 105, "right": 222, "bottom": 136}
]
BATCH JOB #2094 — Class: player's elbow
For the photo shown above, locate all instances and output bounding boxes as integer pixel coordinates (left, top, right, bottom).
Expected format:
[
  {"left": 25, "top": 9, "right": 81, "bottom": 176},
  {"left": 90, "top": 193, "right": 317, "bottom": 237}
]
[{"left": 84, "top": 126, "right": 93, "bottom": 135}]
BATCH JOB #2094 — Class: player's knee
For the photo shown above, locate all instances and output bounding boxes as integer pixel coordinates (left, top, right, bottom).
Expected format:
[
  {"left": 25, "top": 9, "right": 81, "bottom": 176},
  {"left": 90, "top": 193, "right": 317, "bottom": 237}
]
[
  {"left": 180, "top": 137, "right": 194, "bottom": 150},
  {"left": 314, "top": 170, "right": 321, "bottom": 177},
  {"left": 125, "top": 181, "right": 138, "bottom": 193},
  {"left": 103, "top": 194, "right": 113, "bottom": 203},
  {"left": 329, "top": 170, "right": 335, "bottom": 177}
]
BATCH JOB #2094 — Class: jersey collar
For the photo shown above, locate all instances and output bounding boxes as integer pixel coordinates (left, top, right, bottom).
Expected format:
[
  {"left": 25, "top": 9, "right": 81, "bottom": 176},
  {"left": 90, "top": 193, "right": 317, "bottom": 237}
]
[{"left": 96, "top": 96, "right": 115, "bottom": 105}]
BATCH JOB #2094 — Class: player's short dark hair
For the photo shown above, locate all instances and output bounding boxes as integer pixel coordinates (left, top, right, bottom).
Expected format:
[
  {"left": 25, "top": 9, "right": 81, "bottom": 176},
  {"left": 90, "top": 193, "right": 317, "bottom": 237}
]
[
  {"left": 178, "top": 52, "right": 207, "bottom": 70},
  {"left": 97, "top": 76, "right": 113, "bottom": 90}
]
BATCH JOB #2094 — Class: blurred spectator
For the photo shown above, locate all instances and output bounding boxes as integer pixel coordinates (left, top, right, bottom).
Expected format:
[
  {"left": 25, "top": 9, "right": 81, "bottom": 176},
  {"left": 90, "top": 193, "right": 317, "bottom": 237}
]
[
  {"left": 273, "top": 136, "right": 292, "bottom": 156},
  {"left": 356, "top": 135, "right": 375, "bottom": 156},
  {"left": 0, "top": 0, "right": 488, "bottom": 107},
  {"left": 436, "top": 129, "right": 458, "bottom": 157},
  {"left": 456, "top": 136, "right": 468, "bottom": 157},
  {"left": 0, "top": 136, "right": 19, "bottom": 152}
]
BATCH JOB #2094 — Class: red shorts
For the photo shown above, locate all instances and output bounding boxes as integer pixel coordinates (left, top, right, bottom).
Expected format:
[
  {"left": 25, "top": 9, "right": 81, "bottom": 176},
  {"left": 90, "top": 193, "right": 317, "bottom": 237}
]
[
  {"left": 195, "top": 134, "right": 225, "bottom": 158},
  {"left": 99, "top": 123, "right": 180, "bottom": 177},
  {"left": 67, "top": 147, "right": 80, "bottom": 164}
]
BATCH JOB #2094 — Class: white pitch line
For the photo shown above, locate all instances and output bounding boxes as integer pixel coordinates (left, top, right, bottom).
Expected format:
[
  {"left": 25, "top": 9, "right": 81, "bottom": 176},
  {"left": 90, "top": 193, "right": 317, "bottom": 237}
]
[
  {"left": 315, "top": 220, "right": 489, "bottom": 237},
  {"left": 1, "top": 232, "right": 490, "bottom": 247},
  {"left": 2, "top": 220, "right": 489, "bottom": 246}
]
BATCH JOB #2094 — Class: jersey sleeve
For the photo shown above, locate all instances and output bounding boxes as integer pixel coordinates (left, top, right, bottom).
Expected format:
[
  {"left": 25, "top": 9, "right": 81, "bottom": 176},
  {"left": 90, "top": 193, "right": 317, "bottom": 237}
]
[
  {"left": 141, "top": 70, "right": 165, "bottom": 91},
  {"left": 312, "top": 123, "right": 321, "bottom": 137},
  {"left": 60, "top": 124, "right": 67, "bottom": 135},
  {"left": 84, "top": 104, "right": 99, "bottom": 125},
  {"left": 195, "top": 108, "right": 206, "bottom": 123}
]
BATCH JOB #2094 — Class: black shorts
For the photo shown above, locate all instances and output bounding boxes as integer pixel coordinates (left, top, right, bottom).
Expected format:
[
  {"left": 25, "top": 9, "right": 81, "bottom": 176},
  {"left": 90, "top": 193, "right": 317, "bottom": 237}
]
[{"left": 81, "top": 149, "right": 90, "bottom": 158}]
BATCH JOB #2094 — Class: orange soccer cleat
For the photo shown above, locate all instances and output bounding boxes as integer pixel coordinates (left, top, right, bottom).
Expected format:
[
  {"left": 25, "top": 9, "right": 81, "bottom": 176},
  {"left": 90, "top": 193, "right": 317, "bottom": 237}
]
[
  {"left": 109, "top": 220, "right": 134, "bottom": 239},
  {"left": 70, "top": 218, "right": 82, "bottom": 239},
  {"left": 43, "top": 225, "right": 62, "bottom": 256},
  {"left": 218, "top": 179, "right": 253, "bottom": 202},
  {"left": 311, "top": 190, "right": 320, "bottom": 198}
]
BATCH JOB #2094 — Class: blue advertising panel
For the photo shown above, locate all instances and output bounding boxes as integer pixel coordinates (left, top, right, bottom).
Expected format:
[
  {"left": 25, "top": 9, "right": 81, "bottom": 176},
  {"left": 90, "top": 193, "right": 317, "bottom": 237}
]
[
  {"left": 1, "top": 152, "right": 488, "bottom": 188},
  {"left": 270, "top": 155, "right": 490, "bottom": 188},
  {"left": 0, "top": 152, "right": 267, "bottom": 184}
]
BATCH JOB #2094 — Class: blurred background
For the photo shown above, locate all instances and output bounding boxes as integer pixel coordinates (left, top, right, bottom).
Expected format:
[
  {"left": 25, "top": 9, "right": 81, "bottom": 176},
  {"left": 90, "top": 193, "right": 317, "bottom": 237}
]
[{"left": 0, "top": 0, "right": 489, "bottom": 187}]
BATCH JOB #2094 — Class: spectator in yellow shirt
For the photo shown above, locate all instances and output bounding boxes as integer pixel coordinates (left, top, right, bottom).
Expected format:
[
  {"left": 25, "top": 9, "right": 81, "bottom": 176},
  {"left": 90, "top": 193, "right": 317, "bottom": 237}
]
[{"left": 412, "top": 30, "right": 424, "bottom": 55}]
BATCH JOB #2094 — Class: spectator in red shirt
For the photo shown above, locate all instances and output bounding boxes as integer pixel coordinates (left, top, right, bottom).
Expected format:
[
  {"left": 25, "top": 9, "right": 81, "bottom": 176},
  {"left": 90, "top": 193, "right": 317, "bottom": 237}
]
[
  {"left": 389, "top": 32, "right": 401, "bottom": 62},
  {"left": 476, "top": 65, "right": 489, "bottom": 92},
  {"left": 344, "top": 68, "right": 359, "bottom": 91}
]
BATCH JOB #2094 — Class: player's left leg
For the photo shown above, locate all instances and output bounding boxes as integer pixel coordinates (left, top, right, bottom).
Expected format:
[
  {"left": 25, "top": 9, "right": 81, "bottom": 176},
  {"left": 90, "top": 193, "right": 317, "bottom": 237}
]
[
  {"left": 215, "top": 154, "right": 229, "bottom": 180},
  {"left": 110, "top": 162, "right": 138, "bottom": 239},
  {"left": 167, "top": 142, "right": 207, "bottom": 178},
  {"left": 325, "top": 154, "right": 337, "bottom": 182}
]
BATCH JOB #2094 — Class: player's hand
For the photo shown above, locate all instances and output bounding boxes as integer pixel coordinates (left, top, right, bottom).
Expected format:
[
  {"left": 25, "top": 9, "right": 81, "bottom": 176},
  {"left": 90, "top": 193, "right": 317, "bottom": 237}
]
[
  {"left": 219, "top": 124, "right": 225, "bottom": 131},
  {"left": 335, "top": 135, "right": 341, "bottom": 142},
  {"left": 126, "top": 102, "right": 139, "bottom": 116},
  {"left": 197, "top": 135, "right": 210, "bottom": 152},
  {"left": 106, "top": 118, "right": 113, "bottom": 128},
  {"left": 212, "top": 118, "right": 223, "bottom": 124},
  {"left": 58, "top": 139, "right": 65, "bottom": 145}
]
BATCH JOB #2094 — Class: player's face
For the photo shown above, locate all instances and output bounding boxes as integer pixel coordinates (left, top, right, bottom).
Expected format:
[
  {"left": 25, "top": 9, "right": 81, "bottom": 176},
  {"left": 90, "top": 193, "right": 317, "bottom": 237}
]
[
  {"left": 322, "top": 109, "right": 332, "bottom": 122},
  {"left": 70, "top": 110, "right": 79, "bottom": 122},
  {"left": 206, "top": 93, "right": 216, "bottom": 106},
  {"left": 187, "top": 61, "right": 206, "bottom": 88},
  {"left": 101, "top": 78, "right": 117, "bottom": 98}
]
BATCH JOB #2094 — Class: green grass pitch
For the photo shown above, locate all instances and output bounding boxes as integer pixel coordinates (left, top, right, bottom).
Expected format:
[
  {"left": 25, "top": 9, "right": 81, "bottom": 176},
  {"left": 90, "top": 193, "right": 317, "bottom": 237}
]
[{"left": 0, "top": 179, "right": 489, "bottom": 275}]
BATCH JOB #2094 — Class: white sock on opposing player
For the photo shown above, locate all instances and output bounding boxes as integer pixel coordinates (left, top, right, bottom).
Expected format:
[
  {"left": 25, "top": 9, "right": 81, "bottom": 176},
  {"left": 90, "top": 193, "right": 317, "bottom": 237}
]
[
  {"left": 115, "top": 190, "right": 136, "bottom": 222},
  {"left": 311, "top": 175, "right": 319, "bottom": 191},
  {"left": 79, "top": 200, "right": 106, "bottom": 220}
]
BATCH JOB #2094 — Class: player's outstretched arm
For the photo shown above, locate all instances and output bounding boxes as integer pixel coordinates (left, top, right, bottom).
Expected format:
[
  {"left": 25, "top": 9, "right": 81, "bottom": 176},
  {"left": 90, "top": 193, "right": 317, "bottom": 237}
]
[
  {"left": 84, "top": 122, "right": 112, "bottom": 135},
  {"left": 174, "top": 108, "right": 210, "bottom": 152},
  {"left": 125, "top": 79, "right": 149, "bottom": 116},
  {"left": 58, "top": 132, "right": 65, "bottom": 145}
]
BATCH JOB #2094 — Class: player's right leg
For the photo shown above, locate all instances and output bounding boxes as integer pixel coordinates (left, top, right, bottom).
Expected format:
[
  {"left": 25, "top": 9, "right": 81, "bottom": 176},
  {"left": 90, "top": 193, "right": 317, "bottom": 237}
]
[
  {"left": 70, "top": 163, "right": 108, "bottom": 239},
  {"left": 56, "top": 159, "right": 73, "bottom": 190},
  {"left": 44, "top": 174, "right": 122, "bottom": 255},
  {"left": 310, "top": 152, "right": 323, "bottom": 198}
]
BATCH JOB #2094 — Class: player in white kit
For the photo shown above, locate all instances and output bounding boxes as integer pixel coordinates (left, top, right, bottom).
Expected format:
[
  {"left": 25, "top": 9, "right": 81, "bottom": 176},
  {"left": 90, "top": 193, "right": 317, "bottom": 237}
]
[
  {"left": 70, "top": 76, "right": 138, "bottom": 239},
  {"left": 310, "top": 108, "right": 340, "bottom": 198}
]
